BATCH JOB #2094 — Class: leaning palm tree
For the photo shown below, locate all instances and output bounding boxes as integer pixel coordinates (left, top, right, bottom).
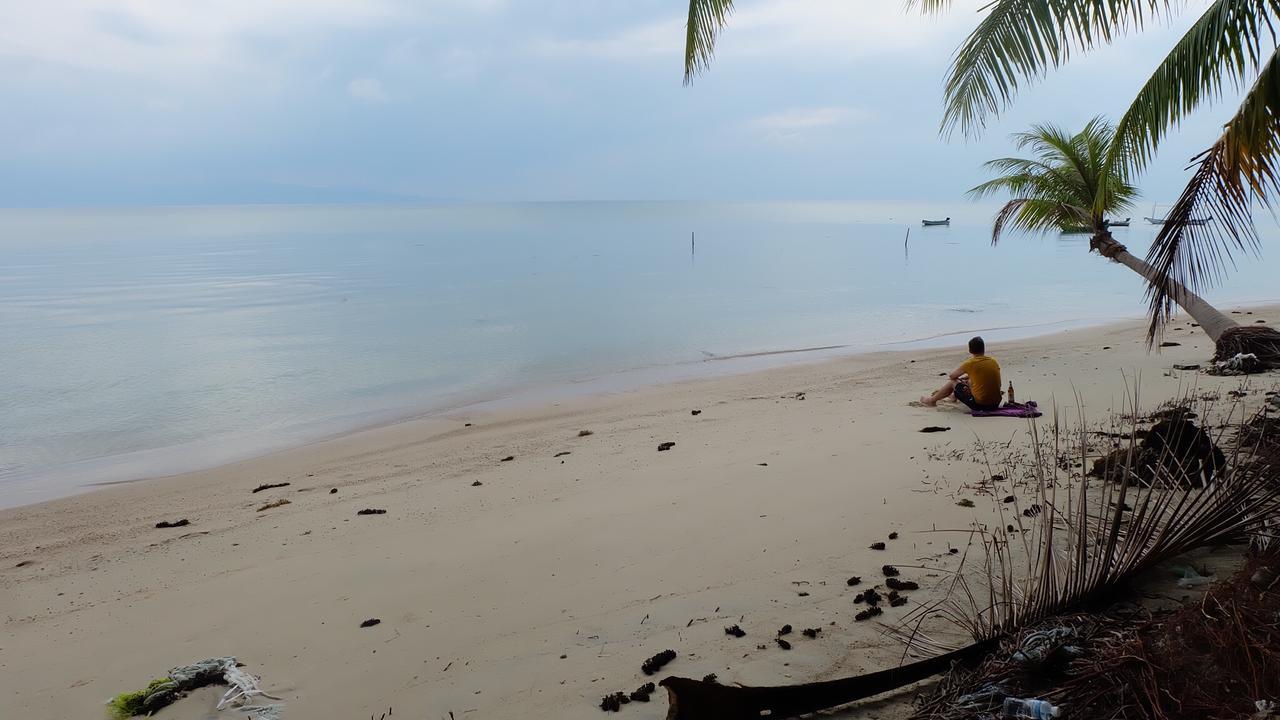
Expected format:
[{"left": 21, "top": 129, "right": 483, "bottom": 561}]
[
  {"left": 971, "top": 118, "right": 1239, "bottom": 341},
  {"left": 681, "top": 0, "right": 1280, "bottom": 361}
]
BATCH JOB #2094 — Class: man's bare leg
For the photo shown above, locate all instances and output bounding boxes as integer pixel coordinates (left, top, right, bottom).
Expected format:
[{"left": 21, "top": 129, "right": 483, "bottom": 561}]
[{"left": 920, "top": 380, "right": 955, "bottom": 407}]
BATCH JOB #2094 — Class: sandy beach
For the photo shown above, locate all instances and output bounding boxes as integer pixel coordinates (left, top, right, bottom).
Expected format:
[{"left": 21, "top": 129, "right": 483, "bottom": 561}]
[{"left": 2, "top": 308, "right": 1276, "bottom": 720}]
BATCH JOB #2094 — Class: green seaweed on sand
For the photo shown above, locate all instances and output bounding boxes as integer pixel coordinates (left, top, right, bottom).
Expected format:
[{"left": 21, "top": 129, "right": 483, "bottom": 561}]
[{"left": 107, "top": 676, "right": 173, "bottom": 719}]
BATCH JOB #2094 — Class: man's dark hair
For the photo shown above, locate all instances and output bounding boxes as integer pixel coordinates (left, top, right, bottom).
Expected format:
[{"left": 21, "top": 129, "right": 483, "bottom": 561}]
[{"left": 968, "top": 336, "right": 985, "bottom": 355}]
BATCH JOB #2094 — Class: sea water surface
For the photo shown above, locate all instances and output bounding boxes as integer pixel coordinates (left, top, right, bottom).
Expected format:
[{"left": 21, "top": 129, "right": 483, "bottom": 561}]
[{"left": 3, "top": 202, "right": 1278, "bottom": 506}]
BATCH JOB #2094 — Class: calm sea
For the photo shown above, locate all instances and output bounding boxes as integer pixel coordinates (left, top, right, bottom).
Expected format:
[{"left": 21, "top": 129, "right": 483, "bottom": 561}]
[{"left": 2, "top": 202, "right": 1277, "bottom": 506}]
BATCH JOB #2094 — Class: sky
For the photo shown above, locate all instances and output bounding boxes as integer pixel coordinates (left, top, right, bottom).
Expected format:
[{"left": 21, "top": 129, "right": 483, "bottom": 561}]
[{"left": 0, "top": 0, "right": 1248, "bottom": 206}]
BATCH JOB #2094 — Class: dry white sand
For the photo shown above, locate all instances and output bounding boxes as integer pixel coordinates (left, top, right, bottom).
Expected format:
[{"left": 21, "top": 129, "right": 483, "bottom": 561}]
[{"left": 2, "top": 308, "right": 1276, "bottom": 720}]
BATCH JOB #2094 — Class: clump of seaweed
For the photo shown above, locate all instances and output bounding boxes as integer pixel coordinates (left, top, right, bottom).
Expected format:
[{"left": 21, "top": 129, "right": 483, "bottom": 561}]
[{"left": 107, "top": 677, "right": 173, "bottom": 720}]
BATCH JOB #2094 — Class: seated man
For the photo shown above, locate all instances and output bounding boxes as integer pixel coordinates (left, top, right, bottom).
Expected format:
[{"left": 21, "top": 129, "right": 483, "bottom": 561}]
[{"left": 920, "top": 336, "right": 1002, "bottom": 411}]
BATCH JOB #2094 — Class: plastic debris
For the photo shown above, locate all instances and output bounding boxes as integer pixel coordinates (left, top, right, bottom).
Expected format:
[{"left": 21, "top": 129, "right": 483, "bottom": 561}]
[
  {"left": 1209, "top": 353, "right": 1265, "bottom": 376},
  {"left": 1011, "top": 627, "right": 1086, "bottom": 667},
  {"left": 108, "top": 657, "right": 282, "bottom": 719},
  {"left": 1002, "top": 697, "right": 1061, "bottom": 718},
  {"left": 1172, "top": 564, "right": 1214, "bottom": 588}
]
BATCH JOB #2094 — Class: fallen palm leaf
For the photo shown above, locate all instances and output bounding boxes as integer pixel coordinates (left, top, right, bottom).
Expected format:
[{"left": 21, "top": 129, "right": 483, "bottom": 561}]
[{"left": 660, "top": 393, "right": 1280, "bottom": 719}]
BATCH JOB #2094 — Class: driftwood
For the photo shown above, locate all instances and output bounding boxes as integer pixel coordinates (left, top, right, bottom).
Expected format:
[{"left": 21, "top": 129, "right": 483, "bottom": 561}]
[{"left": 659, "top": 642, "right": 993, "bottom": 720}]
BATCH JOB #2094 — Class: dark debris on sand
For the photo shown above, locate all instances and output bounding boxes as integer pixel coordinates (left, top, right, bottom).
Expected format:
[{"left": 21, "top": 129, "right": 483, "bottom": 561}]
[
  {"left": 500, "top": 455, "right": 515, "bottom": 462},
  {"left": 886, "top": 577, "right": 919, "bottom": 591},
  {"left": 155, "top": 519, "right": 190, "bottom": 529},
  {"left": 657, "top": 442, "right": 676, "bottom": 452},
  {"left": 777, "top": 624, "right": 792, "bottom": 636},
  {"left": 869, "top": 542, "right": 886, "bottom": 551},
  {"left": 641, "top": 649, "right": 677, "bottom": 675},
  {"left": 630, "top": 683, "right": 656, "bottom": 702},
  {"left": 1090, "top": 408, "right": 1226, "bottom": 488},
  {"left": 357, "top": 508, "right": 387, "bottom": 515},
  {"left": 882, "top": 565, "right": 900, "bottom": 577},
  {"left": 360, "top": 618, "right": 381, "bottom": 628},
  {"left": 776, "top": 638, "right": 792, "bottom": 650},
  {"left": 855, "top": 588, "right": 883, "bottom": 606},
  {"left": 846, "top": 576, "right": 862, "bottom": 586},
  {"left": 920, "top": 426, "right": 951, "bottom": 433},
  {"left": 855, "top": 606, "right": 884, "bottom": 622},
  {"left": 251, "top": 482, "right": 290, "bottom": 493},
  {"left": 724, "top": 624, "right": 746, "bottom": 638},
  {"left": 888, "top": 532, "right": 899, "bottom": 540},
  {"left": 600, "top": 692, "right": 628, "bottom": 712},
  {"left": 802, "top": 628, "right": 821, "bottom": 639}
]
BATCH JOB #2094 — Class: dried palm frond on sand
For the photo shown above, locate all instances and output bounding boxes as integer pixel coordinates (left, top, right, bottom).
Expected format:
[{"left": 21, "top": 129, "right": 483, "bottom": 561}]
[
  {"left": 915, "top": 550, "right": 1280, "bottom": 720},
  {"left": 660, "top": 391, "right": 1280, "bottom": 720}
]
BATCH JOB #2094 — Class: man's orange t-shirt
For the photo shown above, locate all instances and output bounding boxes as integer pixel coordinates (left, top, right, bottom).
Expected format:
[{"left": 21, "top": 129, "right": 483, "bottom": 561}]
[{"left": 959, "top": 355, "right": 1002, "bottom": 406}]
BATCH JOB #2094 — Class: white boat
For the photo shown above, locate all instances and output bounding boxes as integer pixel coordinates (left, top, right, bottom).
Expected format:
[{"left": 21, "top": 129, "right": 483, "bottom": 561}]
[
  {"left": 921, "top": 217, "right": 950, "bottom": 226},
  {"left": 1145, "top": 203, "right": 1209, "bottom": 226},
  {"left": 1144, "top": 216, "right": 1210, "bottom": 226},
  {"left": 1105, "top": 217, "right": 1130, "bottom": 227}
]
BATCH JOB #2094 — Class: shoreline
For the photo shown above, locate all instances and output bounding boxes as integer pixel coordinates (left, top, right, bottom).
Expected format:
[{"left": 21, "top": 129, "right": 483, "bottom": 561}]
[
  {"left": 5, "top": 299, "right": 1278, "bottom": 511},
  {"left": 2, "top": 307, "right": 1277, "bottom": 720}
]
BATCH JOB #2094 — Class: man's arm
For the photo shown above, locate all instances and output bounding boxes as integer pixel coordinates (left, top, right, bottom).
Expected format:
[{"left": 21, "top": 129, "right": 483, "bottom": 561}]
[{"left": 948, "top": 364, "right": 967, "bottom": 381}]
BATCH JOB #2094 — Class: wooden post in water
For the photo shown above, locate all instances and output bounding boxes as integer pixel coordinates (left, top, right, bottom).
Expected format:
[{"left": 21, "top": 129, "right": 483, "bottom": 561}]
[{"left": 691, "top": 231, "right": 695, "bottom": 257}]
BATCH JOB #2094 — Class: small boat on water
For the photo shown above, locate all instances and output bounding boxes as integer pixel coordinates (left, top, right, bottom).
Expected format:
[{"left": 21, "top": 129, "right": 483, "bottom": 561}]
[
  {"left": 1144, "top": 203, "right": 1209, "bottom": 226},
  {"left": 921, "top": 218, "right": 950, "bottom": 226},
  {"left": 1144, "top": 216, "right": 1211, "bottom": 226},
  {"left": 1105, "top": 217, "right": 1130, "bottom": 227}
]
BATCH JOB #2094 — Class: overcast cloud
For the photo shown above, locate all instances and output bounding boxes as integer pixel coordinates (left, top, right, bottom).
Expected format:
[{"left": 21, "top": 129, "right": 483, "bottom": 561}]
[{"left": 0, "top": 0, "right": 1240, "bottom": 206}]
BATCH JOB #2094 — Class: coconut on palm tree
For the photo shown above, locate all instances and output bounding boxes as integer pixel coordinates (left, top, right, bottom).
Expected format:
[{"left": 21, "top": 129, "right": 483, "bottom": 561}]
[
  {"left": 680, "top": 0, "right": 1280, "bottom": 362},
  {"left": 971, "top": 117, "right": 1239, "bottom": 344}
]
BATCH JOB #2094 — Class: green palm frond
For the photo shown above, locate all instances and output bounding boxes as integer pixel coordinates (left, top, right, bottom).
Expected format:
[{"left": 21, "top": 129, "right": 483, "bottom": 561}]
[
  {"left": 1113, "top": 0, "right": 1280, "bottom": 174},
  {"left": 970, "top": 118, "right": 1138, "bottom": 242},
  {"left": 990, "top": 198, "right": 1087, "bottom": 243},
  {"left": 1143, "top": 44, "right": 1280, "bottom": 342},
  {"left": 915, "top": 0, "right": 1172, "bottom": 137},
  {"left": 684, "top": 0, "right": 735, "bottom": 84}
]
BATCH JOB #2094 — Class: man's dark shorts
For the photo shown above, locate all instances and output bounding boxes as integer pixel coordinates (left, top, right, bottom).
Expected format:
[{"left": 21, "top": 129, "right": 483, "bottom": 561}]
[{"left": 955, "top": 380, "right": 999, "bottom": 412}]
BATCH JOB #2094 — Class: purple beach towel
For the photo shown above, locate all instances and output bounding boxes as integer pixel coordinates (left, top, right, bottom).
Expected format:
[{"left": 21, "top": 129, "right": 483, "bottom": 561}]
[{"left": 971, "top": 400, "right": 1041, "bottom": 418}]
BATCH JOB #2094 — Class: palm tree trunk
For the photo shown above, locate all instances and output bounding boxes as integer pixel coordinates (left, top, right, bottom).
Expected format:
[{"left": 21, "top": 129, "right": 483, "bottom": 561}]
[
  {"left": 1091, "top": 232, "right": 1238, "bottom": 342},
  {"left": 1110, "top": 249, "right": 1238, "bottom": 342}
]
